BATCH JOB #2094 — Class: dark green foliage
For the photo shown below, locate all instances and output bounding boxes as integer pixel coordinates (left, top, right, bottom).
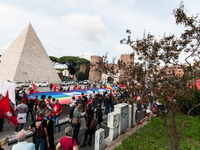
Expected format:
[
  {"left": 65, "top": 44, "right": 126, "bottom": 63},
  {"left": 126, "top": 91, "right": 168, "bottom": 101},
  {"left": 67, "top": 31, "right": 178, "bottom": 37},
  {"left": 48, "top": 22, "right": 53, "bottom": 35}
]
[
  {"left": 49, "top": 56, "right": 58, "bottom": 65},
  {"left": 76, "top": 71, "right": 85, "bottom": 81},
  {"left": 58, "top": 56, "right": 90, "bottom": 75},
  {"left": 176, "top": 86, "right": 200, "bottom": 116},
  {"left": 84, "top": 65, "right": 90, "bottom": 79}
]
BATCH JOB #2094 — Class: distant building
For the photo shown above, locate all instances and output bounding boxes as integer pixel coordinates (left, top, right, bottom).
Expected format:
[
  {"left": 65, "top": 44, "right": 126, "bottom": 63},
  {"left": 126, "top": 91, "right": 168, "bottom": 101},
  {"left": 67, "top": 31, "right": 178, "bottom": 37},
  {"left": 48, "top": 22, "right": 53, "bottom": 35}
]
[
  {"left": 89, "top": 53, "right": 134, "bottom": 83},
  {"left": 165, "top": 65, "right": 184, "bottom": 77}
]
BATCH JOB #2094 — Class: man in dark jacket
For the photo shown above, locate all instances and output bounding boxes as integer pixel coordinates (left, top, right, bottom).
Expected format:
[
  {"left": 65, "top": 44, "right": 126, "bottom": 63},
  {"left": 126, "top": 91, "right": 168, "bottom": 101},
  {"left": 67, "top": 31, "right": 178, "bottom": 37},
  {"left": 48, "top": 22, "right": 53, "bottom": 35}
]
[
  {"left": 81, "top": 93, "right": 87, "bottom": 112},
  {"left": 104, "top": 94, "right": 111, "bottom": 115},
  {"left": 69, "top": 102, "right": 76, "bottom": 128},
  {"left": 27, "top": 96, "right": 35, "bottom": 122},
  {"left": 93, "top": 95, "right": 101, "bottom": 112},
  {"left": 80, "top": 105, "right": 94, "bottom": 147},
  {"left": 96, "top": 103, "right": 103, "bottom": 129}
]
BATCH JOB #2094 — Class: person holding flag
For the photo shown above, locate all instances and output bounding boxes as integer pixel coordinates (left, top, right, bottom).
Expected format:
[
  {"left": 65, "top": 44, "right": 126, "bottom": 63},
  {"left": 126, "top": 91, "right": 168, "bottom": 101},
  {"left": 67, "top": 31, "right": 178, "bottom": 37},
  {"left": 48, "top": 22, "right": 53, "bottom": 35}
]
[{"left": 77, "top": 83, "right": 79, "bottom": 89}]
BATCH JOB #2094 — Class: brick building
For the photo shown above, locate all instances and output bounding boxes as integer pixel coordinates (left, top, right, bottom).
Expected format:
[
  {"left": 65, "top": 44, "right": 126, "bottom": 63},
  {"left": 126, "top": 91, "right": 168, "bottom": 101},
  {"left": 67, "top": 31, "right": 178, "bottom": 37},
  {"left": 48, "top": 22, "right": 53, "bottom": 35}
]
[
  {"left": 89, "top": 56, "right": 103, "bottom": 83},
  {"left": 89, "top": 53, "right": 134, "bottom": 83},
  {"left": 165, "top": 65, "right": 184, "bottom": 77}
]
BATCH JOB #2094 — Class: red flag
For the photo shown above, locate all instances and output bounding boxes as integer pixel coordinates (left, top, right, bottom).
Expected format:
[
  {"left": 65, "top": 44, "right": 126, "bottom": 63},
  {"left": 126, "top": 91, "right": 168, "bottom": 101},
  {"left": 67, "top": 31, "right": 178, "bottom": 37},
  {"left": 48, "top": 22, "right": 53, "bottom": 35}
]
[
  {"left": 0, "top": 93, "right": 18, "bottom": 127},
  {"left": 53, "top": 84, "right": 60, "bottom": 92},
  {"left": 32, "top": 83, "right": 39, "bottom": 92}
]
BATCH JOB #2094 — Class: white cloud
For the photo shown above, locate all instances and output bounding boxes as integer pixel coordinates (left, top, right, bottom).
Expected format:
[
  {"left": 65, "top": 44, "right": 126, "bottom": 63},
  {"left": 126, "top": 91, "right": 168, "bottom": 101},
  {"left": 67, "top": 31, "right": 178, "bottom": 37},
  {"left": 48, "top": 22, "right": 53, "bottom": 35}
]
[
  {"left": 62, "top": 12, "right": 107, "bottom": 43},
  {"left": 113, "top": 45, "right": 133, "bottom": 53},
  {"left": 81, "top": 52, "right": 93, "bottom": 61}
]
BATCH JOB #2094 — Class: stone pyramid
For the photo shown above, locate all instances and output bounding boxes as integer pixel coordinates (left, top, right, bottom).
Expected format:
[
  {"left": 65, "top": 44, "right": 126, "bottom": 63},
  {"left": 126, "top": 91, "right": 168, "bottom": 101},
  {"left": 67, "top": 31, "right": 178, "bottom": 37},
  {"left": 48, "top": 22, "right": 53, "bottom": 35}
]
[{"left": 0, "top": 23, "right": 61, "bottom": 83}]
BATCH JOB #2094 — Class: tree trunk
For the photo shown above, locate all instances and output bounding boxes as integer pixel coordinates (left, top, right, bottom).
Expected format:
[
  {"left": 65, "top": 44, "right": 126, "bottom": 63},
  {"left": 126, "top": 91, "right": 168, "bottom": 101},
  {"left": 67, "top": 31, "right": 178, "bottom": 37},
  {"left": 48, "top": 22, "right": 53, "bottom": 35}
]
[
  {"left": 164, "top": 110, "right": 171, "bottom": 150},
  {"left": 171, "top": 111, "right": 178, "bottom": 150}
]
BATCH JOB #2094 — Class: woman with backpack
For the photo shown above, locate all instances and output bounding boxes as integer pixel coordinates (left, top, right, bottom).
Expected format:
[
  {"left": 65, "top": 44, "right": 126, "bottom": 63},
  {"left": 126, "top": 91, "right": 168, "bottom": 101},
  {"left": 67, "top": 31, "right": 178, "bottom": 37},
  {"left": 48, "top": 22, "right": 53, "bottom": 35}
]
[{"left": 80, "top": 104, "right": 94, "bottom": 147}]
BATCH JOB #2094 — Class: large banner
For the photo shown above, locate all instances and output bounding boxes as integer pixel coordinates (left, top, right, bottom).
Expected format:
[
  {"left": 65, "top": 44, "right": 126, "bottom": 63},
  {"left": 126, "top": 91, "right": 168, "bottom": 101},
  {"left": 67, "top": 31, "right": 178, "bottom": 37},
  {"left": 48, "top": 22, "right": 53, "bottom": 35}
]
[{"left": 28, "top": 87, "right": 118, "bottom": 104}]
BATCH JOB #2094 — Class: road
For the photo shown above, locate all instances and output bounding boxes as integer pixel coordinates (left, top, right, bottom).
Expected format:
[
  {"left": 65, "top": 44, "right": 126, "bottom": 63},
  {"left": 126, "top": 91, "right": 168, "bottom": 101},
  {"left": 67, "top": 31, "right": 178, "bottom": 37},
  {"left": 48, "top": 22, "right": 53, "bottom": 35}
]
[{"left": 1, "top": 111, "right": 145, "bottom": 150}]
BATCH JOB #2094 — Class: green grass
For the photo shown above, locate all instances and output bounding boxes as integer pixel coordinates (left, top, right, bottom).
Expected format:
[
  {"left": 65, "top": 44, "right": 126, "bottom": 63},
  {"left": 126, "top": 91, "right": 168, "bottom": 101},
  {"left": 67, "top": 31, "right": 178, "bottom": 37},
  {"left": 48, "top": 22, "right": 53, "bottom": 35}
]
[{"left": 115, "top": 113, "right": 200, "bottom": 150}]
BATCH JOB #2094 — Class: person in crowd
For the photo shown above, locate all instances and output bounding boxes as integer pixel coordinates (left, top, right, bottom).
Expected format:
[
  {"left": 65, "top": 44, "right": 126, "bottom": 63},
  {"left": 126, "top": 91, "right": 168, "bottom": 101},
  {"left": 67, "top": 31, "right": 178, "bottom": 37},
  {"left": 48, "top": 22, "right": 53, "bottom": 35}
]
[
  {"left": 29, "top": 87, "right": 34, "bottom": 94},
  {"left": 96, "top": 103, "right": 103, "bottom": 129},
  {"left": 15, "top": 88, "right": 20, "bottom": 105},
  {"left": 45, "top": 96, "right": 52, "bottom": 110},
  {"left": 59, "top": 84, "right": 63, "bottom": 91},
  {"left": 12, "top": 129, "right": 35, "bottom": 150},
  {"left": 111, "top": 94, "right": 117, "bottom": 112},
  {"left": 80, "top": 104, "right": 94, "bottom": 147},
  {"left": 87, "top": 94, "right": 91, "bottom": 101},
  {"left": 28, "top": 111, "right": 45, "bottom": 145},
  {"left": 34, "top": 95, "right": 39, "bottom": 104},
  {"left": 23, "top": 93, "right": 29, "bottom": 104},
  {"left": 36, "top": 96, "right": 46, "bottom": 120},
  {"left": 87, "top": 99, "right": 93, "bottom": 107},
  {"left": 81, "top": 93, "right": 87, "bottom": 112},
  {"left": 14, "top": 99, "right": 28, "bottom": 134},
  {"left": 73, "top": 86, "right": 76, "bottom": 90},
  {"left": 92, "top": 95, "right": 100, "bottom": 112},
  {"left": 32, "top": 111, "right": 48, "bottom": 150},
  {"left": 76, "top": 96, "right": 82, "bottom": 103},
  {"left": 44, "top": 109, "right": 55, "bottom": 150},
  {"left": 0, "top": 112, "right": 4, "bottom": 132},
  {"left": 67, "top": 87, "right": 70, "bottom": 91},
  {"left": 56, "top": 127, "right": 78, "bottom": 150},
  {"left": 69, "top": 102, "right": 76, "bottom": 128},
  {"left": 50, "top": 83, "right": 53, "bottom": 91},
  {"left": 104, "top": 94, "right": 111, "bottom": 115},
  {"left": 51, "top": 98, "right": 56, "bottom": 107},
  {"left": 71, "top": 96, "right": 76, "bottom": 103},
  {"left": 53, "top": 99, "right": 63, "bottom": 133},
  {"left": 92, "top": 91, "right": 95, "bottom": 100},
  {"left": 73, "top": 102, "right": 82, "bottom": 145},
  {"left": 26, "top": 96, "right": 35, "bottom": 122},
  {"left": 21, "top": 87, "right": 26, "bottom": 97}
]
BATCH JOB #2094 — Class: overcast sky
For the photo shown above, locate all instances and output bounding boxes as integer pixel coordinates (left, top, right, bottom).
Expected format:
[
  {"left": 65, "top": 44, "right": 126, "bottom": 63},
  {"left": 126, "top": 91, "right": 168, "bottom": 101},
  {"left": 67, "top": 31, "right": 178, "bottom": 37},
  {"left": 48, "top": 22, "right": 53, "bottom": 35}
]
[{"left": 0, "top": 0, "right": 200, "bottom": 63}]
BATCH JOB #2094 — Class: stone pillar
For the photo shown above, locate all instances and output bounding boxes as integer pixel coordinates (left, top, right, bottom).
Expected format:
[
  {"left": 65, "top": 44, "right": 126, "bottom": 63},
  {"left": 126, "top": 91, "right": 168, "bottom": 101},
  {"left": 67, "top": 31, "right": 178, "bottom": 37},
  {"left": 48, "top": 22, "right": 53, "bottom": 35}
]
[
  {"left": 114, "top": 103, "right": 129, "bottom": 135},
  {"left": 107, "top": 111, "right": 119, "bottom": 141},
  {"left": 95, "top": 128, "right": 105, "bottom": 150},
  {"left": 129, "top": 104, "right": 137, "bottom": 127}
]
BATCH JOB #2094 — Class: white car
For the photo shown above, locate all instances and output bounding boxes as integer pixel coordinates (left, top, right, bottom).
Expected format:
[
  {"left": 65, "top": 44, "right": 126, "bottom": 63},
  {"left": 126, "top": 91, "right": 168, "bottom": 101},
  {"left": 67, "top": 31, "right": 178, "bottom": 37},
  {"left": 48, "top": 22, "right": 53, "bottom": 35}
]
[
  {"left": 14, "top": 82, "right": 24, "bottom": 88},
  {"left": 35, "top": 82, "right": 49, "bottom": 87}
]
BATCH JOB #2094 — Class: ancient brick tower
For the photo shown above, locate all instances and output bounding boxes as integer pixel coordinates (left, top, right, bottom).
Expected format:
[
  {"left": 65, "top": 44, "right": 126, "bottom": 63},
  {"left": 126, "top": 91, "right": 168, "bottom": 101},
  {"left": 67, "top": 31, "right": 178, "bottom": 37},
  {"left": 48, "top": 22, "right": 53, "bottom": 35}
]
[
  {"left": 0, "top": 23, "right": 61, "bottom": 83},
  {"left": 89, "top": 56, "right": 103, "bottom": 83},
  {"left": 119, "top": 53, "right": 134, "bottom": 82}
]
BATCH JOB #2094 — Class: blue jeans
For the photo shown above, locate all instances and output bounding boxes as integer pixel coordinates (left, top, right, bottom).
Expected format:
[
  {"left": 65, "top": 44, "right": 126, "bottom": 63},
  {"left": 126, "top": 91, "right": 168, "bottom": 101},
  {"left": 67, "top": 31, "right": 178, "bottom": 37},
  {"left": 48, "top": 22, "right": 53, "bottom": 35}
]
[
  {"left": 111, "top": 106, "right": 114, "bottom": 112},
  {"left": 27, "top": 108, "right": 34, "bottom": 121},
  {"left": 93, "top": 106, "right": 96, "bottom": 112},
  {"left": 15, "top": 123, "right": 24, "bottom": 132},
  {"left": 54, "top": 115, "right": 60, "bottom": 132},
  {"left": 35, "top": 137, "right": 46, "bottom": 150},
  {"left": 105, "top": 106, "right": 110, "bottom": 115}
]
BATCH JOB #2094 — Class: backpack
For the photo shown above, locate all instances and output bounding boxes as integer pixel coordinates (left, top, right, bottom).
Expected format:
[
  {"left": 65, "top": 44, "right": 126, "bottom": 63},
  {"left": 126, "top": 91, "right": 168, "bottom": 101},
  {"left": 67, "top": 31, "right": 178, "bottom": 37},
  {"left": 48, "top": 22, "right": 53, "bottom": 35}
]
[
  {"left": 89, "top": 118, "right": 97, "bottom": 130},
  {"left": 36, "top": 120, "right": 45, "bottom": 138}
]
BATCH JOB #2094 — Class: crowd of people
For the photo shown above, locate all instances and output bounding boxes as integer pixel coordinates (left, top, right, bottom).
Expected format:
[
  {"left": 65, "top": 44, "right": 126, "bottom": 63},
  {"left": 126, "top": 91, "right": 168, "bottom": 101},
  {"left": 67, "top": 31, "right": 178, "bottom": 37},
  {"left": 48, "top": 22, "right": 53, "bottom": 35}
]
[{"left": 0, "top": 82, "right": 158, "bottom": 150}]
